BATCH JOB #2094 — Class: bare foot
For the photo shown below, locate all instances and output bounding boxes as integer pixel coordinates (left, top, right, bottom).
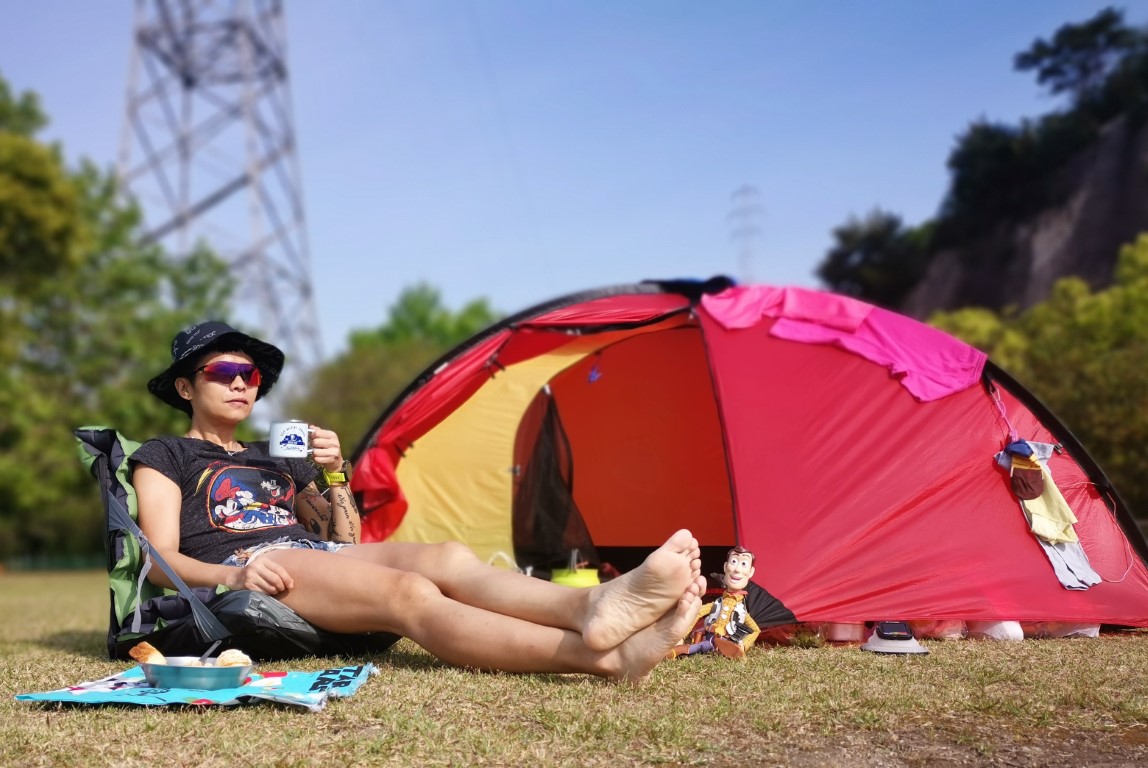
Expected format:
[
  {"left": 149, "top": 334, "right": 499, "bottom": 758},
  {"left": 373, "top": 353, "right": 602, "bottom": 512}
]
[
  {"left": 581, "top": 529, "right": 701, "bottom": 652},
  {"left": 608, "top": 585, "right": 704, "bottom": 684}
]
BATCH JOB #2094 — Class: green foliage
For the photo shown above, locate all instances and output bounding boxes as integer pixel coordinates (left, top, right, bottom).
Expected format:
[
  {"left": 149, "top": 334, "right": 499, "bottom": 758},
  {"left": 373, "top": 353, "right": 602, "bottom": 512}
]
[
  {"left": 937, "top": 112, "right": 1098, "bottom": 243},
  {"left": 0, "top": 76, "right": 46, "bottom": 136},
  {"left": 1014, "top": 7, "right": 1137, "bottom": 101},
  {"left": 0, "top": 76, "right": 80, "bottom": 288},
  {"left": 815, "top": 209, "right": 932, "bottom": 308},
  {"left": 820, "top": 9, "right": 1148, "bottom": 299},
  {"left": 287, "top": 283, "right": 502, "bottom": 450},
  {"left": 0, "top": 73, "right": 233, "bottom": 559},
  {"left": 0, "top": 134, "right": 89, "bottom": 288},
  {"left": 931, "top": 234, "right": 1148, "bottom": 518},
  {"left": 940, "top": 120, "right": 1025, "bottom": 231},
  {"left": 937, "top": 9, "right": 1148, "bottom": 248},
  {"left": 1092, "top": 33, "right": 1148, "bottom": 121},
  {"left": 0, "top": 71, "right": 495, "bottom": 557},
  {"left": 348, "top": 282, "right": 499, "bottom": 348}
]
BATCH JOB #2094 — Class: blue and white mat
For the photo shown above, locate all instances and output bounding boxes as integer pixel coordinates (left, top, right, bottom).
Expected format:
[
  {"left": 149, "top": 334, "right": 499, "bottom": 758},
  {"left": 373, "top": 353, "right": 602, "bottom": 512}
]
[{"left": 15, "top": 663, "right": 375, "bottom": 712}]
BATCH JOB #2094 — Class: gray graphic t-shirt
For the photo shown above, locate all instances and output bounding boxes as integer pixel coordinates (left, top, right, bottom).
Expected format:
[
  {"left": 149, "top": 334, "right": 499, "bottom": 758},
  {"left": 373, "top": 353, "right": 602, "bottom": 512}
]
[{"left": 130, "top": 436, "right": 322, "bottom": 564}]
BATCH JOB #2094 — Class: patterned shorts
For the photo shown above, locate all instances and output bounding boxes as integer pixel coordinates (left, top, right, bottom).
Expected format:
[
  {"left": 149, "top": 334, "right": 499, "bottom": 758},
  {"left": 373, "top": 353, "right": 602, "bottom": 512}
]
[{"left": 220, "top": 535, "right": 354, "bottom": 567}]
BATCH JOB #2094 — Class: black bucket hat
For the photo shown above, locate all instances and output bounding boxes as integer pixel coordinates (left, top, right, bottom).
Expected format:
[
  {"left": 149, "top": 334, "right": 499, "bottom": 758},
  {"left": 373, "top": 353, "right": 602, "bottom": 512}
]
[{"left": 148, "top": 321, "right": 286, "bottom": 416}]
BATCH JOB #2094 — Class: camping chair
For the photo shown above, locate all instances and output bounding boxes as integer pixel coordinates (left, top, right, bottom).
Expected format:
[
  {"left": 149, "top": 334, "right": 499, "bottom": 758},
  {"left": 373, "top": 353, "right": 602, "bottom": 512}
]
[{"left": 76, "top": 426, "right": 400, "bottom": 661}]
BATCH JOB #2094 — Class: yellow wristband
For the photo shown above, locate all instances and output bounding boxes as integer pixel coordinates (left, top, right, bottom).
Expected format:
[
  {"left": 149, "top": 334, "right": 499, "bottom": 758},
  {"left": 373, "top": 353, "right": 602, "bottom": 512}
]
[{"left": 322, "top": 460, "right": 351, "bottom": 487}]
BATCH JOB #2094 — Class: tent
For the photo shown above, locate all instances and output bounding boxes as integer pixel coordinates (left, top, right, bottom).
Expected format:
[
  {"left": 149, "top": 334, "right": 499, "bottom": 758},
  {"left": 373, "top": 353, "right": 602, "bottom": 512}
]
[{"left": 349, "top": 278, "right": 1148, "bottom": 629}]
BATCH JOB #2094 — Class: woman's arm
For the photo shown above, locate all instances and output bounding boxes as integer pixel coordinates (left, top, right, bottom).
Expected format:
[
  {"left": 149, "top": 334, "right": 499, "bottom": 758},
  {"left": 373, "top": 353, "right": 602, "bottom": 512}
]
[
  {"left": 134, "top": 465, "right": 295, "bottom": 594},
  {"left": 294, "top": 425, "right": 361, "bottom": 544},
  {"left": 295, "top": 481, "right": 360, "bottom": 544}
]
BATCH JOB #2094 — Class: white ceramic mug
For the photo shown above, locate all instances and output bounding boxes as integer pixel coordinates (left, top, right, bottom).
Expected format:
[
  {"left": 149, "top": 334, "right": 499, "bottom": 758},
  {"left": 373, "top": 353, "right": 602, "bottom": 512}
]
[{"left": 268, "top": 420, "right": 313, "bottom": 458}]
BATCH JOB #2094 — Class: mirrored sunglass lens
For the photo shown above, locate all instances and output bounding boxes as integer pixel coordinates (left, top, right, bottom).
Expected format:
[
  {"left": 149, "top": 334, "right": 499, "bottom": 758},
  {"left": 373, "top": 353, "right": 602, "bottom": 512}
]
[
  {"left": 203, "top": 362, "right": 261, "bottom": 385},
  {"left": 201, "top": 364, "right": 237, "bottom": 383}
]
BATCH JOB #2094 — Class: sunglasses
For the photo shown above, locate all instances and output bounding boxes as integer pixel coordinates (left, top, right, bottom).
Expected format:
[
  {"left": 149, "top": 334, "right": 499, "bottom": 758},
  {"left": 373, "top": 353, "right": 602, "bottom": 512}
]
[{"left": 195, "top": 361, "right": 263, "bottom": 387}]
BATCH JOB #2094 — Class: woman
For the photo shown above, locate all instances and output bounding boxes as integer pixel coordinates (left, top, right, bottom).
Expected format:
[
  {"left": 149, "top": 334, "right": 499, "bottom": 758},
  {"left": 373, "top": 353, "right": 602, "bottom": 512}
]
[{"left": 131, "top": 321, "right": 705, "bottom": 682}]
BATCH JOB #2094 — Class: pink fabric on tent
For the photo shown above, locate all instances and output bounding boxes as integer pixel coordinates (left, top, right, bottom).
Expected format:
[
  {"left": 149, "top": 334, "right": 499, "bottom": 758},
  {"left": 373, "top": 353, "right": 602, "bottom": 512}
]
[
  {"left": 702, "top": 285, "right": 987, "bottom": 401},
  {"left": 702, "top": 284, "right": 871, "bottom": 331}
]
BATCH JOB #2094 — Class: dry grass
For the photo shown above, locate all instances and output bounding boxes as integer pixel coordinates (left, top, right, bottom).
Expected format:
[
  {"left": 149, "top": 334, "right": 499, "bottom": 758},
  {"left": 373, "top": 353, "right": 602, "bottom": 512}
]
[{"left": 3, "top": 571, "right": 1148, "bottom": 767}]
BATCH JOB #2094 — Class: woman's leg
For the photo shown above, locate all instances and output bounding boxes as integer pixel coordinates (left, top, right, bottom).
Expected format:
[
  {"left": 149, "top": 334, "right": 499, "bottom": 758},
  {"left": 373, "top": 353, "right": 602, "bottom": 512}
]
[
  {"left": 337, "top": 529, "right": 702, "bottom": 651},
  {"left": 262, "top": 547, "right": 705, "bottom": 683}
]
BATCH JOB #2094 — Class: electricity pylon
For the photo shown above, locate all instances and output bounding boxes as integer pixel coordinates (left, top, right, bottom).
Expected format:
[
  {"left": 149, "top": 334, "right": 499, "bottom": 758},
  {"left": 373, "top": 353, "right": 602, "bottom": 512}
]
[
  {"left": 728, "top": 184, "right": 763, "bottom": 284},
  {"left": 118, "top": 0, "right": 322, "bottom": 375}
]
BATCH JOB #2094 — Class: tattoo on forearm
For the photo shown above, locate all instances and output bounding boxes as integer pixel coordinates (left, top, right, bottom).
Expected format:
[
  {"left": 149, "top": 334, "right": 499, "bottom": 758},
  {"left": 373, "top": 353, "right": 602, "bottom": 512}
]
[
  {"left": 297, "top": 484, "right": 331, "bottom": 538},
  {"left": 331, "top": 488, "right": 360, "bottom": 543}
]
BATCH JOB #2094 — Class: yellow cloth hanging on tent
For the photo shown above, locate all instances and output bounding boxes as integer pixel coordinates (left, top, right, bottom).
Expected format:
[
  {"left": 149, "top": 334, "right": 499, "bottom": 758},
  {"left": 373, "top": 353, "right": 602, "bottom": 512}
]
[{"left": 1021, "top": 466, "right": 1079, "bottom": 544}]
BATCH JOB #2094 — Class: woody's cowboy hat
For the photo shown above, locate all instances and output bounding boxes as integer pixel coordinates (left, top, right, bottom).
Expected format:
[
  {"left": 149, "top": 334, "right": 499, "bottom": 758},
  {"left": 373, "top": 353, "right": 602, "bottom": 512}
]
[{"left": 148, "top": 321, "right": 285, "bottom": 416}]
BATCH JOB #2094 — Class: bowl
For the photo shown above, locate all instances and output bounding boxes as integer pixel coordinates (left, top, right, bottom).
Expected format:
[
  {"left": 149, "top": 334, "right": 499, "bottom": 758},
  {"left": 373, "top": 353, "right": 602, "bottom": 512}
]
[{"left": 140, "top": 657, "right": 254, "bottom": 690}]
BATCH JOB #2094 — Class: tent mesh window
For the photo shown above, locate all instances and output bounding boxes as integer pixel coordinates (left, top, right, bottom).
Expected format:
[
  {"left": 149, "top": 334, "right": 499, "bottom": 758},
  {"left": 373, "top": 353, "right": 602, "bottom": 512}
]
[{"left": 512, "top": 389, "right": 599, "bottom": 576}]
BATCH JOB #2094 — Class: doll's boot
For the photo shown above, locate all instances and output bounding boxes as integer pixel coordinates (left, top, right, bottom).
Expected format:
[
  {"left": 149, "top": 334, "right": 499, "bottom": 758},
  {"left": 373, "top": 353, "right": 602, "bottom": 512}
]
[{"left": 713, "top": 636, "right": 746, "bottom": 659}]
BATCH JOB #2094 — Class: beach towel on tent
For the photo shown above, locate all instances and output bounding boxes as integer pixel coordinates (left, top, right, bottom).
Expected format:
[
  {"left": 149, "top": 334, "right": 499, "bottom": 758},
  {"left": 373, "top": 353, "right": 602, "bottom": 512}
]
[{"left": 76, "top": 426, "right": 401, "bottom": 661}]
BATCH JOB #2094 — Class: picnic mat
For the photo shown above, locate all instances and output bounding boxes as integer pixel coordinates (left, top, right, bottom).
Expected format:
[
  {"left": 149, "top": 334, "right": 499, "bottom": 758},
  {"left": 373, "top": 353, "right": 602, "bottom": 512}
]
[{"left": 15, "top": 663, "right": 375, "bottom": 712}]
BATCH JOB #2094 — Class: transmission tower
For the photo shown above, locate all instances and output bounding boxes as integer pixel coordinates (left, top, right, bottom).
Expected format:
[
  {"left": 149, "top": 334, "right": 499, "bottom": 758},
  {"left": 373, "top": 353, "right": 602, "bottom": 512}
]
[
  {"left": 728, "top": 184, "right": 763, "bottom": 284},
  {"left": 118, "top": 0, "right": 322, "bottom": 375}
]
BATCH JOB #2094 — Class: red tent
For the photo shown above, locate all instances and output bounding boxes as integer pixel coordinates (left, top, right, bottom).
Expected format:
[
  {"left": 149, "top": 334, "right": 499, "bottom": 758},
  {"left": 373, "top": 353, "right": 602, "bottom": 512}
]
[{"left": 351, "top": 279, "right": 1148, "bottom": 628}]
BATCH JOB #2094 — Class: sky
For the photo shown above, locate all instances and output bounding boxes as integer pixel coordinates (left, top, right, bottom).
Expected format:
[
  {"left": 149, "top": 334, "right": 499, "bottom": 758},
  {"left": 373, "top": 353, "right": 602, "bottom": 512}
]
[{"left": 2, "top": 1, "right": 1142, "bottom": 358}]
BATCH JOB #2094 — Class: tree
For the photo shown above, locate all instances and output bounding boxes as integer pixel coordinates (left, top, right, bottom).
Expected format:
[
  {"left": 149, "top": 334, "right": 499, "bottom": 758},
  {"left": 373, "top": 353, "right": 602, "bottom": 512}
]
[
  {"left": 0, "top": 81, "right": 87, "bottom": 290},
  {"left": 0, "top": 72, "right": 234, "bottom": 559},
  {"left": 286, "top": 284, "right": 501, "bottom": 448},
  {"left": 0, "top": 176, "right": 234, "bottom": 558},
  {"left": 0, "top": 76, "right": 45, "bottom": 136},
  {"left": 349, "top": 282, "right": 500, "bottom": 348},
  {"left": 816, "top": 209, "right": 931, "bottom": 308},
  {"left": 939, "top": 120, "right": 1037, "bottom": 232},
  {"left": 1014, "top": 7, "right": 1137, "bottom": 103}
]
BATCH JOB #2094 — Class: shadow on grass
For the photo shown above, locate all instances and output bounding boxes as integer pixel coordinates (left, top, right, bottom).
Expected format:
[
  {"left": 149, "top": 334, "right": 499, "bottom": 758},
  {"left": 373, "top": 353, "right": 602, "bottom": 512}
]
[
  {"left": 34, "top": 632, "right": 608, "bottom": 688},
  {"left": 34, "top": 629, "right": 429, "bottom": 669},
  {"left": 367, "top": 644, "right": 611, "bottom": 686},
  {"left": 38, "top": 629, "right": 106, "bottom": 657},
  {"left": 367, "top": 644, "right": 445, "bottom": 672}
]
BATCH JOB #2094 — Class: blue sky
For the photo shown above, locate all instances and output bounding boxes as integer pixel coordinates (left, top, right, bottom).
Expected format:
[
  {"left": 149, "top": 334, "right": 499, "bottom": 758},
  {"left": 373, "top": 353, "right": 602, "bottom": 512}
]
[{"left": 1, "top": 1, "right": 1140, "bottom": 357}]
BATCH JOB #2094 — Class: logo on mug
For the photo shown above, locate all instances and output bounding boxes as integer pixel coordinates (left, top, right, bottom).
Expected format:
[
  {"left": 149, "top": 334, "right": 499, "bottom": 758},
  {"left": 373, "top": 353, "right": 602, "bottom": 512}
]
[{"left": 269, "top": 420, "right": 311, "bottom": 458}]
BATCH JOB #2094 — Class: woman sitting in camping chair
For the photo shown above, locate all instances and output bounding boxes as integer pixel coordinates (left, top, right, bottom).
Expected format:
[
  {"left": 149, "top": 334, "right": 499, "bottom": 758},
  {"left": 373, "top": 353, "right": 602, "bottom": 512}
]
[{"left": 130, "top": 321, "right": 706, "bottom": 683}]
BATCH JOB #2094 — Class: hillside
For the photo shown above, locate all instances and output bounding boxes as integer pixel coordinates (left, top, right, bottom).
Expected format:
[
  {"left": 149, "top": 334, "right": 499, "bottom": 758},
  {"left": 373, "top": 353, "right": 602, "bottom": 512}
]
[{"left": 902, "top": 120, "right": 1148, "bottom": 319}]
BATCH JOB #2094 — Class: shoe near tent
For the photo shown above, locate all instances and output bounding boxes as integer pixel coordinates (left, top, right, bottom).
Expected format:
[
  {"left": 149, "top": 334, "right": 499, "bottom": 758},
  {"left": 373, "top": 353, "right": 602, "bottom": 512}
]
[{"left": 349, "top": 278, "right": 1148, "bottom": 630}]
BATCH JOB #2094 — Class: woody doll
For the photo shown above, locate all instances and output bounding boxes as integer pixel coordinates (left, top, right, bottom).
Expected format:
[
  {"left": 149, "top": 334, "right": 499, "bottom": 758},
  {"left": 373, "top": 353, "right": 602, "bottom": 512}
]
[{"left": 667, "top": 546, "right": 761, "bottom": 659}]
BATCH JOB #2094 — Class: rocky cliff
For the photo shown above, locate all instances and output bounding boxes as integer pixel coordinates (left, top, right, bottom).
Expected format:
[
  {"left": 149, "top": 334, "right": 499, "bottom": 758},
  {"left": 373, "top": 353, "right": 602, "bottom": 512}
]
[{"left": 902, "top": 114, "right": 1148, "bottom": 318}]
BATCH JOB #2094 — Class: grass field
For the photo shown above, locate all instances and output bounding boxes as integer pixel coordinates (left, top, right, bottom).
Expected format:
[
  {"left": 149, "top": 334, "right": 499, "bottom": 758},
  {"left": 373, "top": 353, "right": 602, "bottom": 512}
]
[{"left": 3, "top": 571, "right": 1147, "bottom": 767}]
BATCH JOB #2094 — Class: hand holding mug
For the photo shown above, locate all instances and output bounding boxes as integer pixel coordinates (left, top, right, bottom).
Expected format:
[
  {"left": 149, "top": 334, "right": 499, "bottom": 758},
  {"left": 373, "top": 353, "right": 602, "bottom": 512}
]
[
  {"left": 307, "top": 424, "right": 344, "bottom": 472},
  {"left": 269, "top": 420, "right": 343, "bottom": 471}
]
